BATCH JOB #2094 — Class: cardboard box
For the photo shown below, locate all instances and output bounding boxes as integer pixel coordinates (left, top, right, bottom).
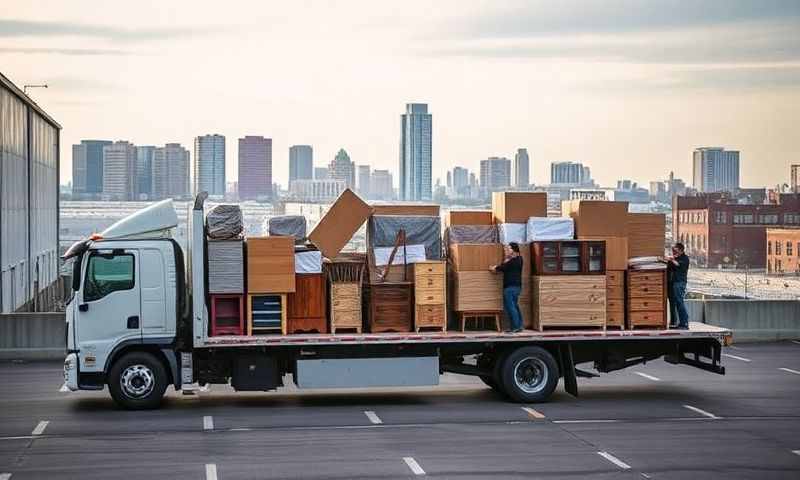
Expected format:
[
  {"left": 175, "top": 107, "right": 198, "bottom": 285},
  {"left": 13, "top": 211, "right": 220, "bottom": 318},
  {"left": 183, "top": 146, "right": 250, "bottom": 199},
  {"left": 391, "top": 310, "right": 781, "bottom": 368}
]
[
  {"left": 452, "top": 271, "right": 503, "bottom": 311},
  {"left": 627, "top": 213, "right": 666, "bottom": 258},
  {"left": 446, "top": 210, "right": 493, "bottom": 226},
  {"left": 449, "top": 243, "right": 504, "bottom": 271},
  {"left": 371, "top": 203, "right": 439, "bottom": 216},
  {"left": 578, "top": 236, "right": 629, "bottom": 271},
  {"left": 247, "top": 237, "right": 296, "bottom": 293},
  {"left": 565, "top": 200, "right": 630, "bottom": 237},
  {"left": 492, "top": 192, "right": 547, "bottom": 224},
  {"left": 308, "top": 189, "right": 373, "bottom": 259}
]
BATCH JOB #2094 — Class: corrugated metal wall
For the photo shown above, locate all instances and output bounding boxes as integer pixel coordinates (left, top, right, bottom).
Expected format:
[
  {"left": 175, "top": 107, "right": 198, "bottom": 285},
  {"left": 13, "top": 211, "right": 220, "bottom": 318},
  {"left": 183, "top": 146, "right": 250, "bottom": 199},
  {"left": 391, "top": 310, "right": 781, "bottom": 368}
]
[{"left": 0, "top": 84, "right": 59, "bottom": 312}]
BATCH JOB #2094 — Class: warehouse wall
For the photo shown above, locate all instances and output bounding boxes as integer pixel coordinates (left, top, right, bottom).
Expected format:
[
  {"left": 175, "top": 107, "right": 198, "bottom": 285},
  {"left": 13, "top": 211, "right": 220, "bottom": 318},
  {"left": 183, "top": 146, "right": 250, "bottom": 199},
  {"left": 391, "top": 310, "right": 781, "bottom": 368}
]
[{"left": 0, "top": 81, "right": 60, "bottom": 312}]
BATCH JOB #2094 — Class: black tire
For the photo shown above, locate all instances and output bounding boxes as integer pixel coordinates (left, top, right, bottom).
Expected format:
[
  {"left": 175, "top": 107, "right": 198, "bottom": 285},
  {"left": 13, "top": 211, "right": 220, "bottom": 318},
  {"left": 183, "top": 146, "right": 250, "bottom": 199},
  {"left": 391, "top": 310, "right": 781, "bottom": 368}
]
[
  {"left": 108, "top": 351, "right": 168, "bottom": 410},
  {"left": 499, "top": 346, "right": 559, "bottom": 403}
]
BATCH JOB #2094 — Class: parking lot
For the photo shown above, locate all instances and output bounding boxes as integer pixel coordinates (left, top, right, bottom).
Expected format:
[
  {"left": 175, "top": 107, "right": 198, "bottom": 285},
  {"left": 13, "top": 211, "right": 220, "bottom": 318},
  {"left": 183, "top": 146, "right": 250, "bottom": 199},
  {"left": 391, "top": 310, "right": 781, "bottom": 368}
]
[{"left": 1, "top": 341, "right": 799, "bottom": 479}]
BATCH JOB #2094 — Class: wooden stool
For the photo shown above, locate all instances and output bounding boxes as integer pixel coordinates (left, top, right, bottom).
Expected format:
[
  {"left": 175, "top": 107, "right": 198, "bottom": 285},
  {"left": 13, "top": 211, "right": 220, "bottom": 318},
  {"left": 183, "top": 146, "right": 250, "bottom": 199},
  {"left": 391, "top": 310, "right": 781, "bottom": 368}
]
[{"left": 459, "top": 311, "right": 502, "bottom": 332}]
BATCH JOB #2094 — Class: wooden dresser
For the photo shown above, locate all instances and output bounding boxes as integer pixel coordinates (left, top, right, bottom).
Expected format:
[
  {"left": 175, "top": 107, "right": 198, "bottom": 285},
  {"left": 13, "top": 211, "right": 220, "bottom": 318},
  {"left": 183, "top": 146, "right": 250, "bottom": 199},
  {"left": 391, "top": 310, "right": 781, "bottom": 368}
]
[
  {"left": 626, "top": 270, "right": 667, "bottom": 329},
  {"left": 532, "top": 275, "right": 606, "bottom": 331},
  {"left": 413, "top": 261, "right": 446, "bottom": 332},
  {"left": 369, "top": 282, "right": 413, "bottom": 333},
  {"left": 605, "top": 270, "right": 625, "bottom": 329},
  {"left": 286, "top": 273, "right": 327, "bottom": 334}
]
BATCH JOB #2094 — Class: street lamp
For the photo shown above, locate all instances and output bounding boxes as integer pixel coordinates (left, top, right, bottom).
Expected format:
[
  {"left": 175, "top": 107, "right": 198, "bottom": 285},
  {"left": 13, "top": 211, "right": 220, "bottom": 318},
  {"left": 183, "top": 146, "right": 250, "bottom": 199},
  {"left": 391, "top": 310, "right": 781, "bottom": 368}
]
[{"left": 23, "top": 84, "right": 48, "bottom": 95}]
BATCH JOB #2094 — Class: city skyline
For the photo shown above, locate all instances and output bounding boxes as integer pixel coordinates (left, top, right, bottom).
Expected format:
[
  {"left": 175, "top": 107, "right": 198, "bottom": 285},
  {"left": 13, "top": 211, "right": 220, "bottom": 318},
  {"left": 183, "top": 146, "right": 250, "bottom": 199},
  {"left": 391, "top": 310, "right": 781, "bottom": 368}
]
[{"left": 4, "top": 1, "right": 798, "bottom": 189}]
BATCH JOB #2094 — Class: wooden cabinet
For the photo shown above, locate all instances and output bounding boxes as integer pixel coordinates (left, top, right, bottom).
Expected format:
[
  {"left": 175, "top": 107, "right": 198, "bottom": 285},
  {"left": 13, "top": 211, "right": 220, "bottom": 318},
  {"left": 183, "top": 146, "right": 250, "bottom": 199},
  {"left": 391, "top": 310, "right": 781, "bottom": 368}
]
[
  {"left": 330, "top": 282, "right": 362, "bottom": 333},
  {"left": 413, "top": 261, "right": 446, "bottom": 332},
  {"left": 532, "top": 241, "right": 605, "bottom": 275},
  {"left": 532, "top": 276, "right": 606, "bottom": 330},
  {"left": 246, "top": 294, "right": 286, "bottom": 335},
  {"left": 605, "top": 269, "right": 626, "bottom": 329},
  {"left": 287, "top": 273, "right": 327, "bottom": 334},
  {"left": 626, "top": 270, "right": 667, "bottom": 329},
  {"left": 369, "top": 282, "right": 413, "bottom": 333},
  {"left": 210, "top": 294, "right": 244, "bottom": 336}
]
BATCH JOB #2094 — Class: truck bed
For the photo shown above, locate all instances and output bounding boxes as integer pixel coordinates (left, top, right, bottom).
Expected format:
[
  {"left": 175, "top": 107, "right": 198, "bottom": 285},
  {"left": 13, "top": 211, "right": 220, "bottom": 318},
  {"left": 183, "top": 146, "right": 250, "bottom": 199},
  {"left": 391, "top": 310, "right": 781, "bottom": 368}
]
[{"left": 201, "top": 322, "right": 732, "bottom": 347}]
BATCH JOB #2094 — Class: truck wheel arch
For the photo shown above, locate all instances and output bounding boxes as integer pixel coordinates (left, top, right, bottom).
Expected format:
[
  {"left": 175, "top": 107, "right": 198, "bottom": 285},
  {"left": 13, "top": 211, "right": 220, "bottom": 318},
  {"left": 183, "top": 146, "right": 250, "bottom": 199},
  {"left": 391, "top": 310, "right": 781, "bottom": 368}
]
[{"left": 105, "top": 341, "right": 178, "bottom": 389}]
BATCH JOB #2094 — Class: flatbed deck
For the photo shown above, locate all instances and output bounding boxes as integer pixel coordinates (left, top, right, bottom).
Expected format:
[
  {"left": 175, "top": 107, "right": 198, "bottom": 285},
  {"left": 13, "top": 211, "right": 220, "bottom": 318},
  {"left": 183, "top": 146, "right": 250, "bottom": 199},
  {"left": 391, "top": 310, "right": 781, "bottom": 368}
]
[{"left": 201, "top": 322, "right": 732, "bottom": 347}]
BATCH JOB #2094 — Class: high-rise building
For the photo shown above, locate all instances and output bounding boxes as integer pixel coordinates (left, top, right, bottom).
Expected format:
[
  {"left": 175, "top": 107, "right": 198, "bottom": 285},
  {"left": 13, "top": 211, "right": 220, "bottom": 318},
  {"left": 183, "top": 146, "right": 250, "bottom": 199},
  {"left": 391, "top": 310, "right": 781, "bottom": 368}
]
[
  {"left": 289, "top": 179, "right": 346, "bottom": 202},
  {"left": 102, "top": 141, "right": 136, "bottom": 200},
  {"left": 289, "top": 145, "right": 313, "bottom": 182},
  {"left": 194, "top": 134, "right": 225, "bottom": 196},
  {"left": 370, "top": 169, "right": 394, "bottom": 200},
  {"left": 72, "top": 140, "right": 111, "bottom": 197},
  {"left": 452, "top": 167, "right": 469, "bottom": 191},
  {"left": 357, "top": 165, "right": 371, "bottom": 198},
  {"left": 238, "top": 136, "right": 272, "bottom": 200},
  {"left": 791, "top": 164, "right": 799, "bottom": 193},
  {"left": 135, "top": 145, "right": 155, "bottom": 200},
  {"left": 328, "top": 148, "right": 355, "bottom": 189},
  {"left": 446, "top": 171, "right": 452, "bottom": 188},
  {"left": 551, "top": 161, "right": 590, "bottom": 185},
  {"left": 152, "top": 143, "right": 190, "bottom": 200},
  {"left": 314, "top": 167, "right": 329, "bottom": 180},
  {"left": 469, "top": 172, "right": 477, "bottom": 187},
  {"left": 399, "top": 103, "right": 432, "bottom": 201},
  {"left": 480, "top": 157, "right": 512, "bottom": 191},
  {"left": 513, "top": 148, "right": 530, "bottom": 187},
  {"left": 692, "top": 147, "right": 740, "bottom": 193}
]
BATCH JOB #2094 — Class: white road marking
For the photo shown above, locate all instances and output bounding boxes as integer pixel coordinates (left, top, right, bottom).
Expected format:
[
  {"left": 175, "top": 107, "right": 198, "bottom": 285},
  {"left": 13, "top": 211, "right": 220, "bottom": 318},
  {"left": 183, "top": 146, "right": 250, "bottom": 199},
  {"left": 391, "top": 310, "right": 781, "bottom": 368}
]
[
  {"left": 0, "top": 473, "right": 11, "bottom": 480},
  {"left": 683, "top": 405, "right": 719, "bottom": 419},
  {"left": 364, "top": 411, "right": 383, "bottom": 424},
  {"left": 779, "top": 368, "right": 800, "bottom": 375},
  {"left": 722, "top": 353, "right": 751, "bottom": 362},
  {"left": 31, "top": 421, "right": 49, "bottom": 436},
  {"left": 403, "top": 457, "right": 426, "bottom": 475},
  {"left": 203, "top": 416, "right": 214, "bottom": 431},
  {"left": 205, "top": 464, "right": 217, "bottom": 480},
  {"left": 597, "top": 451, "right": 631, "bottom": 470},
  {"left": 792, "top": 450, "right": 800, "bottom": 456},
  {"left": 553, "top": 419, "right": 619, "bottom": 424},
  {"left": 521, "top": 407, "right": 545, "bottom": 419},
  {"left": 634, "top": 372, "right": 661, "bottom": 381}
]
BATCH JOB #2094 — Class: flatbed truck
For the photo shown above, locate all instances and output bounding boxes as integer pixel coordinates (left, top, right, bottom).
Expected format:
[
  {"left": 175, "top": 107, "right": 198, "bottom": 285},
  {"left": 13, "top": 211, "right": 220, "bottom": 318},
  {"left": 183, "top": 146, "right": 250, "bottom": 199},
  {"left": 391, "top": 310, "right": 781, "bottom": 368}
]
[{"left": 62, "top": 195, "right": 732, "bottom": 409}]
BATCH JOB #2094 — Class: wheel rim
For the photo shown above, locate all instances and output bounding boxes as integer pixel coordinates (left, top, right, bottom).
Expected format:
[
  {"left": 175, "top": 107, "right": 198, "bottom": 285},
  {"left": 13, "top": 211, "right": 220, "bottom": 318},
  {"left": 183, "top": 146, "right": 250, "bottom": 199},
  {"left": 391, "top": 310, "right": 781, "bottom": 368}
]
[
  {"left": 120, "top": 364, "right": 155, "bottom": 399},
  {"left": 513, "top": 357, "right": 548, "bottom": 394}
]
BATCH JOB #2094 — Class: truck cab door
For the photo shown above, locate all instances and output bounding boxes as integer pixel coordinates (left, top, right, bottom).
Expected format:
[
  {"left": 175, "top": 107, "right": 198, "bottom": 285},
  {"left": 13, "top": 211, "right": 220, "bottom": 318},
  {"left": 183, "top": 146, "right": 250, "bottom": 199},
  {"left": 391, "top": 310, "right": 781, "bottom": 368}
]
[{"left": 75, "top": 248, "right": 142, "bottom": 373}]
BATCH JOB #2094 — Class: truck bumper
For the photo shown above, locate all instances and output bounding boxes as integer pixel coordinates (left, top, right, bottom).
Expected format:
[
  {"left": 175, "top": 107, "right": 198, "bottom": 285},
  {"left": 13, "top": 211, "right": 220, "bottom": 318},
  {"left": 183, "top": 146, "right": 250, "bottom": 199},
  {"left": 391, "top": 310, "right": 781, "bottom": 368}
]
[{"left": 63, "top": 353, "right": 79, "bottom": 391}]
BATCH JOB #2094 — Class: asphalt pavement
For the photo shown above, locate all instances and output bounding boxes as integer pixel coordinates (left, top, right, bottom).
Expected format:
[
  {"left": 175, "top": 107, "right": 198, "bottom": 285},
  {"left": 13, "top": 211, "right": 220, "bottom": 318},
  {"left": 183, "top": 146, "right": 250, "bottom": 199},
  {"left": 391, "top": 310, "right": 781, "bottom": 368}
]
[{"left": 1, "top": 341, "right": 799, "bottom": 479}]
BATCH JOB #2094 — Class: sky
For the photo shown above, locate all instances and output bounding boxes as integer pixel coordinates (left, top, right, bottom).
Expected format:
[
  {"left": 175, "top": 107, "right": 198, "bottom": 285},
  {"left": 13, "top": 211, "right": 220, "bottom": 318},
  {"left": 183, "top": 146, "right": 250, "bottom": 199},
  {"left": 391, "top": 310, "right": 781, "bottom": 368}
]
[{"left": 2, "top": 0, "right": 799, "bottom": 189}]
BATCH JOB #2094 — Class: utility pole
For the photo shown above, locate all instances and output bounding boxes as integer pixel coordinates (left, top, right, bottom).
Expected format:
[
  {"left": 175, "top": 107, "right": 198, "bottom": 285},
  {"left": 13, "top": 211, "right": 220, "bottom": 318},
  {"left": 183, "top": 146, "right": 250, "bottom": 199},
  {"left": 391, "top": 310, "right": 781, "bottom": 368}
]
[{"left": 23, "top": 84, "right": 48, "bottom": 95}]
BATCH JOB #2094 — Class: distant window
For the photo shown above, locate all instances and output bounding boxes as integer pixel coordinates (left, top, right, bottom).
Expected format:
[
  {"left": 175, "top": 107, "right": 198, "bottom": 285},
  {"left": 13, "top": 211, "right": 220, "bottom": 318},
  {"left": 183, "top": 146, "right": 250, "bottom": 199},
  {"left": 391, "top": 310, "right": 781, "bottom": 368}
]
[
  {"left": 733, "top": 214, "right": 754, "bottom": 224},
  {"left": 768, "top": 241, "right": 773, "bottom": 255},
  {"left": 83, "top": 253, "right": 135, "bottom": 302},
  {"left": 777, "top": 259, "right": 782, "bottom": 272},
  {"left": 776, "top": 241, "right": 782, "bottom": 255},
  {"left": 797, "top": 242, "right": 799, "bottom": 257},
  {"left": 785, "top": 213, "right": 800, "bottom": 224},
  {"left": 714, "top": 211, "right": 727, "bottom": 224},
  {"left": 788, "top": 241, "right": 794, "bottom": 257},
  {"left": 758, "top": 214, "right": 778, "bottom": 225}
]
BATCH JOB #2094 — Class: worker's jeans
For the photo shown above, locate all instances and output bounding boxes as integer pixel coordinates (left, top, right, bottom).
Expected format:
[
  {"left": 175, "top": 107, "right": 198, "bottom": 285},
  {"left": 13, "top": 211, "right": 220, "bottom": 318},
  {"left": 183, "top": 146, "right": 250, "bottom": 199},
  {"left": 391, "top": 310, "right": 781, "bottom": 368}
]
[
  {"left": 503, "top": 286, "right": 523, "bottom": 331},
  {"left": 669, "top": 281, "right": 689, "bottom": 328}
]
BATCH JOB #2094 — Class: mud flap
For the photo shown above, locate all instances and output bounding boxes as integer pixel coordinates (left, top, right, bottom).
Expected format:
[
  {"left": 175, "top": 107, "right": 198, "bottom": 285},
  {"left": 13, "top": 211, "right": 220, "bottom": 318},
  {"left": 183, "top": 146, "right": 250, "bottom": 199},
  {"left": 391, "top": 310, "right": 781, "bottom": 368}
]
[{"left": 559, "top": 344, "right": 578, "bottom": 397}]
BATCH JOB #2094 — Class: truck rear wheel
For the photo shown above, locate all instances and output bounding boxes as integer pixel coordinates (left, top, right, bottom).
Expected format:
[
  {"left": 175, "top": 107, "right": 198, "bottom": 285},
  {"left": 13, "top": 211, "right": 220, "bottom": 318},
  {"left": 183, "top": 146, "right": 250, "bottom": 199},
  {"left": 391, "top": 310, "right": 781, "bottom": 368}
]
[
  {"left": 499, "top": 346, "right": 559, "bottom": 403},
  {"left": 108, "top": 351, "right": 168, "bottom": 410}
]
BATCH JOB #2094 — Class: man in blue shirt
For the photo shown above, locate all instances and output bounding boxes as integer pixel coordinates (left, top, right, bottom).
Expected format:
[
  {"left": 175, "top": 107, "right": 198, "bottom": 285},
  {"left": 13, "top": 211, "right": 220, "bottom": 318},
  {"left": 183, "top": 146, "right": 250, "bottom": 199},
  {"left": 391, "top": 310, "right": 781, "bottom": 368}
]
[{"left": 662, "top": 243, "right": 690, "bottom": 330}]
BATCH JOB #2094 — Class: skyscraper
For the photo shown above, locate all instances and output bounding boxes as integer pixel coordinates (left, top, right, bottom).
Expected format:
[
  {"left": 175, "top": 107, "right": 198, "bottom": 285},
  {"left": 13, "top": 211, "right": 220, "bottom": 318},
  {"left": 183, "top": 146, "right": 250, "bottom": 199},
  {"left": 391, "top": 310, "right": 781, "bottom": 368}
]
[
  {"left": 480, "top": 157, "right": 512, "bottom": 191},
  {"left": 452, "top": 167, "right": 469, "bottom": 191},
  {"left": 370, "top": 169, "right": 394, "bottom": 200},
  {"left": 152, "top": 143, "right": 190, "bottom": 200},
  {"left": 314, "top": 167, "right": 329, "bottom": 180},
  {"left": 238, "top": 136, "right": 272, "bottom": 200},
  {"left": 692, "top": 147, "right": 740, "bottom": 193},
  {"left": 102, "top": 141, "right": 136, "bottom": 201},
  {"left": 135, "top": 145, "right": 155, "bottom": 200},
  {"left": 72, "top": 140, "right": 111, "bottom": 197},
  {"left": 328, "top": 148, "right": 355, "bottom": 189},
  {"left": 357, "top": 165, "right": 371, "bottom": 198},
  {"left": 792, "top": 165, "right": 800, "bottom": 193},
  {"left": 289, "top": 145, "right": 313, "bottom": 182},
  {"left": 399, "top": 103, "right": 432, "bottom": 201},
  {"left": 551, "top": 161, "right": 589, "bottom": 185},
  {"left": 513, "top": 148, "right": 530, "bottom": 187},
  {"left": 194, "top": 134, "right": 225, "bottom": 196}
]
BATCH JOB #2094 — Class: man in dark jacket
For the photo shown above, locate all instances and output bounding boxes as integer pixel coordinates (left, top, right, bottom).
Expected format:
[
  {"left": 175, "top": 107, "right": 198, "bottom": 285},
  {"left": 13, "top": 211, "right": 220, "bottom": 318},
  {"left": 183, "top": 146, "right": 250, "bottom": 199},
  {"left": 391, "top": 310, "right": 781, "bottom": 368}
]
[
  {"left": 662, "top": 243, "right": 690, "bottom": 329},
  {"left": 491, "top": 242, "right": 524, "bottom": 333}
]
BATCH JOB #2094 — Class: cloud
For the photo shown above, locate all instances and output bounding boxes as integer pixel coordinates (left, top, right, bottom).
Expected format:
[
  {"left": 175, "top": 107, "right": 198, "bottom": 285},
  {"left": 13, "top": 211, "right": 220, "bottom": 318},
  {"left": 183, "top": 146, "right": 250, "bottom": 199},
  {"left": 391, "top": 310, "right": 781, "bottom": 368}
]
[
  {"left": 0, "top": 47, "right": 134, "bottom": 56},
  {"left": 0, "top": 19, "right": 229, "bottom": 43}
]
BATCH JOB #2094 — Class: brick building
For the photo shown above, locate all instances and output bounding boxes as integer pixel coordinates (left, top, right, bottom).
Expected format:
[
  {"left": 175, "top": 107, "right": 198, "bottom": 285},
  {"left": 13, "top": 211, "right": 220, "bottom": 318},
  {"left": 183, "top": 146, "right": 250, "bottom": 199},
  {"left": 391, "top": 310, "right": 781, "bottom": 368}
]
[
  {"left": 767, "top": 228, "right": 800, "bottom": 274},
  {"left": 673, "top": 193, "right": 800, "bottom": 268}
]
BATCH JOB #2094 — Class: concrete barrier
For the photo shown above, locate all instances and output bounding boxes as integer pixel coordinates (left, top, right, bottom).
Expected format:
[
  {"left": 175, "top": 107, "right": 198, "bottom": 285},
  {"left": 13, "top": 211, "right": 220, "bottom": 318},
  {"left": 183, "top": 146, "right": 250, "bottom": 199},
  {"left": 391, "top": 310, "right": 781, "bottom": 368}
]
[
  {"left": 0, "top": 312, "right": 65, "bottom": 360},
  {"left": 687, "top": 299, "right": 800, "bottom": 343}
]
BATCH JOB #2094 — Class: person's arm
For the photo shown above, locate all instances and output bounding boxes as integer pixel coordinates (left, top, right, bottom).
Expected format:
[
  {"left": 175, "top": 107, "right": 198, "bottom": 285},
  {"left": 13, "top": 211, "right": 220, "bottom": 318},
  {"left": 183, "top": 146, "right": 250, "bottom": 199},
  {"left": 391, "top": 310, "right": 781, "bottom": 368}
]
[{"left": 493, "top": 260, "right": 508, "bottom": 272}]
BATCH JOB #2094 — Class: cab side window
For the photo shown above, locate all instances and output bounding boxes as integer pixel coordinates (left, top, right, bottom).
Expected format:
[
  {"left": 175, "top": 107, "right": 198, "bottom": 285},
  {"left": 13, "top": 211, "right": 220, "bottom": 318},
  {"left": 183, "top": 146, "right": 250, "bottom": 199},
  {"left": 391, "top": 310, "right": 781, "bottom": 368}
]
[{"left": 84, "top": 253, "right": 135, "bottom": 302}]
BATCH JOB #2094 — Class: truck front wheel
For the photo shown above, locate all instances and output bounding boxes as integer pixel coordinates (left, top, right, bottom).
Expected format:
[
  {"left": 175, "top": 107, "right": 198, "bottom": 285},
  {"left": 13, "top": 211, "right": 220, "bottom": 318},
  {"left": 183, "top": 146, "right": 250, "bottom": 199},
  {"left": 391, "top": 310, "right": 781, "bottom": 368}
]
[
  {"left": 108, "top": 351, "right": 168, "bottom": 410},
  {"left": 500, "top": 346, "right": 559, "bottom": 403}
]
